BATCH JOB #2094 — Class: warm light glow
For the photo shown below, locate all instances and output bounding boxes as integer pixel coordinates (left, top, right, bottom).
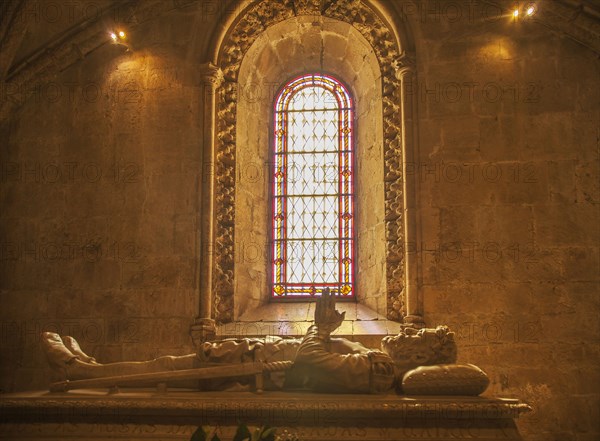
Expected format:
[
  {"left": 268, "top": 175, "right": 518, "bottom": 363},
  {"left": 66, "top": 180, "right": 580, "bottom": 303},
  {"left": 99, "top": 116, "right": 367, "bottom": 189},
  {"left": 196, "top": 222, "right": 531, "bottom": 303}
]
[
  {"left": 110, "top": 33, "right": 117, "bottom": 41},
  {"left": 513, "top": 9, "right": 519, "bottom": 17},
  {"left": 526, "top": 6, "right": 536, "bottom": 16},
  {"left": 118, "top": 31, "right": 126, "bottom": 38}
]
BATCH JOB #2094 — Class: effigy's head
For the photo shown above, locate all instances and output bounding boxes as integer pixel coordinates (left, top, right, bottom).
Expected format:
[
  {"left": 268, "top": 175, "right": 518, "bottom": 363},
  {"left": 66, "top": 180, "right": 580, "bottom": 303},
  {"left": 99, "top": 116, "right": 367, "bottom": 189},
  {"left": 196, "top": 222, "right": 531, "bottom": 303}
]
[{"left": 381, "top": 325, "right": 457, "bottom": 371}]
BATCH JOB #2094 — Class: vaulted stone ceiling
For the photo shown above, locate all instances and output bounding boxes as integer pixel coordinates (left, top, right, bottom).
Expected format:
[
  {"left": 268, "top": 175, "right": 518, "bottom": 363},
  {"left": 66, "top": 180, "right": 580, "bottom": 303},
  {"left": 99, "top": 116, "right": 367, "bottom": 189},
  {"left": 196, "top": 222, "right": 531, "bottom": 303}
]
[{"left": 1, "top": 0, "right": 599, "bottom": 121}]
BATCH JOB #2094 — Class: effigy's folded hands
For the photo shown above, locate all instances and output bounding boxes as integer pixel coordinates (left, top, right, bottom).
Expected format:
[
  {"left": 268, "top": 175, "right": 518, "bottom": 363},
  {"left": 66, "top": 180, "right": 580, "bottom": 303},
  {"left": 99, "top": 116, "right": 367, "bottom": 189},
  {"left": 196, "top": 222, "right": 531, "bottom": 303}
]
[{"left": 314, "top": 288, "right": 346, "bottom": 339}]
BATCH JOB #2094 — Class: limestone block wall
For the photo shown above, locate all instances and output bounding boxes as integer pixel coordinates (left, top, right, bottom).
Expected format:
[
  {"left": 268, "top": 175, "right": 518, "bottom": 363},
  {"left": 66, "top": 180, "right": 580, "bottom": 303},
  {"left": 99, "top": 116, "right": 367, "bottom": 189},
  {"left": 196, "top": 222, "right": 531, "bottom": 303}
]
[
  {"left": 0, "top": 6, "right": 205, "bottom": 391},
  {"left": 0, "top": 1, "right": 598, "bottom": 440},
  {"left": 412, "top": 6, "right": 599, "bottom": 441}
]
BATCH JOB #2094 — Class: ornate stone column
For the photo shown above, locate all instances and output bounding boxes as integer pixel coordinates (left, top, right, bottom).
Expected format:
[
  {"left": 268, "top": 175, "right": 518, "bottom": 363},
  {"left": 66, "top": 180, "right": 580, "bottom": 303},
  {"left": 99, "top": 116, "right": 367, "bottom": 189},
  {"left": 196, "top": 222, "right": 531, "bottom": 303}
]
[
  {"left": 190, "top": 62, "right": 223, "bottom": 346},
  {"left": 395, "top": 53, "right": 425, "bottom": 327}
]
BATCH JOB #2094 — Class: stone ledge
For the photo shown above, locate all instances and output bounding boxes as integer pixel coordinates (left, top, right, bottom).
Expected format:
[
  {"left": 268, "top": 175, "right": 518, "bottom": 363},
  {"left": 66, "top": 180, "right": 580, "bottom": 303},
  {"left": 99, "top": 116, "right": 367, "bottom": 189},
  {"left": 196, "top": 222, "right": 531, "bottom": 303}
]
[
  {"left": 0, "top": 390, "right": 531, "bottom": 423},
  {"left": 219, "top": 302, "right": 403, "bottom": 339}
]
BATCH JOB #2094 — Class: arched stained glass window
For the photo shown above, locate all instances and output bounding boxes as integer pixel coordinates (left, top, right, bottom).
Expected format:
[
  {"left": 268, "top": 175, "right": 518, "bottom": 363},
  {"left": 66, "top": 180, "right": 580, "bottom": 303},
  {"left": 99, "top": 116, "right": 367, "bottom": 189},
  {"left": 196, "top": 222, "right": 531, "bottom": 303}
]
[{"left": 271, "top": 74, "right": 355, "bottom": 299}]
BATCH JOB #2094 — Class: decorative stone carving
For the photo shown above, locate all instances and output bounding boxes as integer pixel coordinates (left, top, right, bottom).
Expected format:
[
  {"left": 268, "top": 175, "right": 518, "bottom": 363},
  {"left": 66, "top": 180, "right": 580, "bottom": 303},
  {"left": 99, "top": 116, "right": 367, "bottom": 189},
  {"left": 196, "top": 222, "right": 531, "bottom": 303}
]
[
  {"left": 293, "top": 0, "right": 323, "bottom": 15},
  {"left": 323, "top": 0, "right": 363, "bottom": 23},
  {"left": 381, "top": 325, "right": 457, "bottom": 372},
  {"left": 214, "top": 0, "right": 407, "bottom": 323}
]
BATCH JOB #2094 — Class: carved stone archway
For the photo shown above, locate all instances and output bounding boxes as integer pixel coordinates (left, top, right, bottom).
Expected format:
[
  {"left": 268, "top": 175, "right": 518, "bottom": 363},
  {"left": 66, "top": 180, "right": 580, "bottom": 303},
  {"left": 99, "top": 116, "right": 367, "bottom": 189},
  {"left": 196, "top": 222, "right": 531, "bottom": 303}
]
[{"left": 193, "top": 0, "right": 424, "bottom": 333}]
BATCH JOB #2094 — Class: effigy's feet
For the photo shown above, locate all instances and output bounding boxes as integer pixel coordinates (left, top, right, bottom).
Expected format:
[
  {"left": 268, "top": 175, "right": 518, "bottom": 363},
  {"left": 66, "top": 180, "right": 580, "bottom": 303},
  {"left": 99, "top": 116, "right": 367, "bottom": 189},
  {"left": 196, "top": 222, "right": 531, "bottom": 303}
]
[
  {"left": 63, "top": 336, "right": 97, "bottom": 364},
  {"left": 41, "top": 332, "right": 78, "bottom": 379},
  {"left": 41, "top": 332, "right": 96, "bottom": 381}
]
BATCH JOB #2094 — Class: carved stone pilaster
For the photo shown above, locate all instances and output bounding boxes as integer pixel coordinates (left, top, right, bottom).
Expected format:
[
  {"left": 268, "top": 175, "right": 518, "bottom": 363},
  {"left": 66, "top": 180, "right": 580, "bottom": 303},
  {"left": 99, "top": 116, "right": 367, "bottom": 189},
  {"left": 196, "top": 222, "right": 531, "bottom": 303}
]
[
  {"left": 394, "top": 50, "right": 424, "bottom": 327},
  {"left": 195, "top": 62, "right": 223, "bottom": 339}
]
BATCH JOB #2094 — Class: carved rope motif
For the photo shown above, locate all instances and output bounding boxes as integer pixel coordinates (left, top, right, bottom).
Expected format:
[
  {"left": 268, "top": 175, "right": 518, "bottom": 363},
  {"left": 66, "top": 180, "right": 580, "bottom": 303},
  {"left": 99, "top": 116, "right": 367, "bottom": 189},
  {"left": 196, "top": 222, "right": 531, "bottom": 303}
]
[{"left": 214, "top": 0, "right": 408, "bottom": 322}]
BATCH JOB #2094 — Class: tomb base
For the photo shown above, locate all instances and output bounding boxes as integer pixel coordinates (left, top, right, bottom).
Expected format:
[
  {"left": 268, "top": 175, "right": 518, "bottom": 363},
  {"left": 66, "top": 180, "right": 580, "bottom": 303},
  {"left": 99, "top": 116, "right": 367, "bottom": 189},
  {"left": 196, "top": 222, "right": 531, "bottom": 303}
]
[{"left": 0, "top": 389, "right": 531, "bottom": 441}]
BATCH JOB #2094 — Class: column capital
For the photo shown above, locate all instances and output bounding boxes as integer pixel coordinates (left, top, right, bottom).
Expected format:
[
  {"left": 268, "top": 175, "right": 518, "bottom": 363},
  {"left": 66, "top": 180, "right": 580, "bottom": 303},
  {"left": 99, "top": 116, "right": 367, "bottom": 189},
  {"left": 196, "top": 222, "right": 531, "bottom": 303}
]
[
  {"left": 190, "top": 318, "right": 217, "bottom": 348},
  {"left": 199, "top": 62, "right": 224, "bottom": 87},
  {"left": 402, "top": 315, "right": 425, "bottom": 328},
  {"left": 393, "top": 51, "right": 416, "bottom": 79}
]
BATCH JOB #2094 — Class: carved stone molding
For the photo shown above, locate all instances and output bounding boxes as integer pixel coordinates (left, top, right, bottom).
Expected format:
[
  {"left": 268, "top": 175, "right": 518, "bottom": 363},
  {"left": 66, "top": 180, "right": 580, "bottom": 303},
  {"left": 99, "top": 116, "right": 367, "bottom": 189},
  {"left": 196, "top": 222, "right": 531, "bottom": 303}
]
[
  {"left": 214, "top": 0, "right": 407, "bottom": 322},
  {"left": 0, "top": 393, "right": 532, "bottom": 426}
]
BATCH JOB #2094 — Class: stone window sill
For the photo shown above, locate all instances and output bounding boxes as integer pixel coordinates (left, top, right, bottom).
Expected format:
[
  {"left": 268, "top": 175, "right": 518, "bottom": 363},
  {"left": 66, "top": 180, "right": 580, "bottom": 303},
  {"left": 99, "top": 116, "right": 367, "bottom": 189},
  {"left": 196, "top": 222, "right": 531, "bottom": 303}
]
[{"left": 216, "top": 302, "right": 403, "bottom": 341}]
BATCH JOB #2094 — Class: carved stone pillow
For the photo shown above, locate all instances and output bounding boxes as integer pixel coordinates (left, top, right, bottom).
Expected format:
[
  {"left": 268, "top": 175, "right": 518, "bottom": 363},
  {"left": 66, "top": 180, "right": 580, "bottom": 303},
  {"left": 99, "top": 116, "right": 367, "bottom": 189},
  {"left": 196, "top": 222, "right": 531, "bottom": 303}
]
[{"left": 401, "top": 363, "right": 490, "bottom": 396}]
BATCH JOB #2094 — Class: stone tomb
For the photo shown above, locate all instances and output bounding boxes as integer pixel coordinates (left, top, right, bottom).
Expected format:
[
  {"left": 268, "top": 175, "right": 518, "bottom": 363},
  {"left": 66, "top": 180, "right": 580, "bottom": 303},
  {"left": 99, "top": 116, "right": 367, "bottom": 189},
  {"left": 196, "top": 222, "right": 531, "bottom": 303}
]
[{"left": 0, "top": 389, "right": 531, "bottom": 441}]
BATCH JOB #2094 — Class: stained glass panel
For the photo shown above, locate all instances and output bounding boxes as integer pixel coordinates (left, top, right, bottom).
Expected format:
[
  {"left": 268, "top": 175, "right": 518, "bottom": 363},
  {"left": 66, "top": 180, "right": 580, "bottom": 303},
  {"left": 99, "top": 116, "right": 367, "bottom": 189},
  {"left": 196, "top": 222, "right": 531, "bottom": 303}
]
[{"left": 272, "top": 74, "right": 355, "bottom": 298}]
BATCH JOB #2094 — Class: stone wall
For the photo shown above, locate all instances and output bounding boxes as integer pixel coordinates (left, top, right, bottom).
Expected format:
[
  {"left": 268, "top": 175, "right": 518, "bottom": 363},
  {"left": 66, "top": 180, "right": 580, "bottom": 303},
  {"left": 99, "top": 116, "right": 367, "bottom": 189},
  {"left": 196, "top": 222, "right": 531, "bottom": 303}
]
[
  {"left": 0, "top": 1, "right": 598, "bottom": 440},
  {"left": 412, "top": 4, "right": 599, "bottom": 441},
  {"left": 0, "top": 5, "right": 205, "bottom": 391}
]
